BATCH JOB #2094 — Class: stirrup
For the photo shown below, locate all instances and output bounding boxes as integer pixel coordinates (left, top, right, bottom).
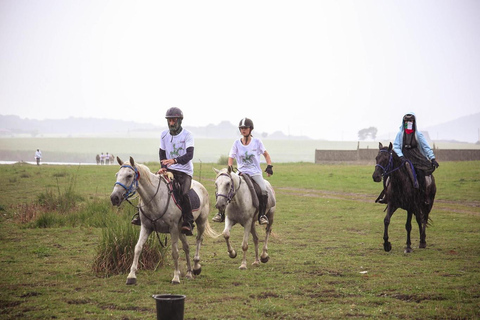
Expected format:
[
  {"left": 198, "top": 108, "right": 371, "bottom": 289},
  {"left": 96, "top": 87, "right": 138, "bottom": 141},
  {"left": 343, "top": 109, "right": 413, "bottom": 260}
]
[
  {"left": 212, "top": 212, "right": 224, "bottom": 222},
  {"left": 131, "top": 213, "right": 141, "bottom": 226},
  {"left": 181, "top": 222, "right": 194, "bottom": 236},
  {"left": 259, "top": 215, "right": 269, "bottom": 225}
]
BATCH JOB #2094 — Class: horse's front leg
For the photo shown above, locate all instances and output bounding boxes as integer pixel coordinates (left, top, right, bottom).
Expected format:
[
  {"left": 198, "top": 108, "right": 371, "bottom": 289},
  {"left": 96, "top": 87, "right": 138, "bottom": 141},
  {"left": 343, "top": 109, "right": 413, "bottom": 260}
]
[
  {"left": 383, "top": 207, "right": 395, "bottom": 252},
  {"left": 126, "top": 226, "right": 152, "bottom": 285},
  {"left": 250, "top": 221, "right": 260, "bottom": 267},
  {"left": 404, "top": 211, "right": 413, "bottom": 253},
  {"left": 239, "top": 219, "right": 253, "bottom": 270},
  {"left": 170, "top": 229, "right": 181, "bottom": 284},
  {"left": 223, "top": 218, "right": 237, "bottom": 259},
  {"left": 192, "top": 221, "right": 205, "bottom": 276}
]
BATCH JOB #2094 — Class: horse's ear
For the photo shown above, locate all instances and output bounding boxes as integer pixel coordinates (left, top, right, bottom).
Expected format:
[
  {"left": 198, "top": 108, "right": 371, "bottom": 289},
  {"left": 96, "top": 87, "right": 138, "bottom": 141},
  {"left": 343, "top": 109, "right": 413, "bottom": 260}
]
[
  {"left": 227, "top": 166, "right": 232, "bottom": 174},
  {"left": 388, "top": 142, "right": 393, "bottom": 151},
  {"left": 379, "top": 142, "right": 383, "bottom": 149},
  {"left": 117, "top": 156, "right": 123, "bottom": 166},
  {"left": 129, "top": 156, "right": 135, "bottom": 167},
  {"left": 213, "top": 168, "right": 220, "bottom": 174}
]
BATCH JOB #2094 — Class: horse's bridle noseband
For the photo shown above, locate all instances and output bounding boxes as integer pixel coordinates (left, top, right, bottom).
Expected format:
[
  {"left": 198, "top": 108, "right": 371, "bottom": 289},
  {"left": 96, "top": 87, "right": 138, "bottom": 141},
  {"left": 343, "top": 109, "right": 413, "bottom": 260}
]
[
  {"left": 115, "top": 165, "right": 140, "bottom": 200},
  {"left": 215, "top": 172, "right": 241, "bottom": 203}
]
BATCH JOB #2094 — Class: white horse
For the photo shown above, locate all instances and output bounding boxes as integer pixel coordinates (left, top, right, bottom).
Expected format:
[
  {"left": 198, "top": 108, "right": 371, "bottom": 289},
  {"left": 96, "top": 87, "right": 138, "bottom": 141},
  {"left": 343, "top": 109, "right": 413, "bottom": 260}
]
[
  {"left": 110, "top": 157, "right": 218, "bottom": 284},
  {"left": 213, "top": 167, "right": 276, "bottom": 269}
]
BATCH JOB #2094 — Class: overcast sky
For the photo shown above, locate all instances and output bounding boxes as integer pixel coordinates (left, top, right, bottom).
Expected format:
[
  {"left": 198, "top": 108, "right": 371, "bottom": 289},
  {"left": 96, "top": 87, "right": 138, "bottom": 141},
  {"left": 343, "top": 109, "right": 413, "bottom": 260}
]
[{"left": 1, "top": 0, "right": 479, "bottom": 140}]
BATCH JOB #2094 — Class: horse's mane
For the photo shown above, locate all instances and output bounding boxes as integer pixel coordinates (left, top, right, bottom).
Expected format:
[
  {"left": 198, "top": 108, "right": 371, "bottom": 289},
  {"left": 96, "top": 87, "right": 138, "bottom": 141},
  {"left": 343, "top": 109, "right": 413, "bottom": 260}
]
[{"left": 133, "top": 163, "right": 154, "bottom": 184}]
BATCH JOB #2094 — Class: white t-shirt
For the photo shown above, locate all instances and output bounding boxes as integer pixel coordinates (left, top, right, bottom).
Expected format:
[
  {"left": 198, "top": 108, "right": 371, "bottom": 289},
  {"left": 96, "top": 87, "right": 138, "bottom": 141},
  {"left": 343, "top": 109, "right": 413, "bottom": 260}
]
[
  {"left": 160, "top": 128, "right": 194, "bottom": 177},
  {"left": 229, "top": 137, "right": 266, "bottom": 176}
]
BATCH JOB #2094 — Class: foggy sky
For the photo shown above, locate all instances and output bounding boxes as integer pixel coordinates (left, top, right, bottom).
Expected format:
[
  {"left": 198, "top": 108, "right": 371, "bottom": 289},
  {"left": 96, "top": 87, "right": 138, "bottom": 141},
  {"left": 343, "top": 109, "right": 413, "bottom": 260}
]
[{"left": 1, "top": 0, "right": 479, "bottom": 140}]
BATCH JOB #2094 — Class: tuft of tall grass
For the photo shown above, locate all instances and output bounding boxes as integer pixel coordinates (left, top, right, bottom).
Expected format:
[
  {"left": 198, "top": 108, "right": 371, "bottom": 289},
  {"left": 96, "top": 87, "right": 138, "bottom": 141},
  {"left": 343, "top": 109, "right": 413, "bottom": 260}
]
[
  {"left": 92, "top": 217, "right": 168, "bottom": 277},
  {"left": 36, "top": 176, "right": 83, "bottom": 213}
]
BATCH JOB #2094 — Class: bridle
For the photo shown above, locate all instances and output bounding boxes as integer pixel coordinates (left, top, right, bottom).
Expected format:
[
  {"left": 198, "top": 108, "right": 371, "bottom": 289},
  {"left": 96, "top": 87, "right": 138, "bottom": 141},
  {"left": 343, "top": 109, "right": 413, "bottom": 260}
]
[
  {"left": 115, "top": 165, "right": 140, "bottom": 201},
  {"left": 215, "top": 172, "right": 242, "bottom": 204},
  {"left": 114, "top": 164, "right": 173, "bottom": 247},
  {"left": 375, "top": 149, "right": 418, "bottom": 186}
]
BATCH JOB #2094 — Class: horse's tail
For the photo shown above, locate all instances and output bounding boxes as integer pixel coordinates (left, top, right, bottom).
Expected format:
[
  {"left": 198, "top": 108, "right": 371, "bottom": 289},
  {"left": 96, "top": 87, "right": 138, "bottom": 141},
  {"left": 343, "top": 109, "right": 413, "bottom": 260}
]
[{"left": 203, "top": 219, "right": 222, "bottom": 239}]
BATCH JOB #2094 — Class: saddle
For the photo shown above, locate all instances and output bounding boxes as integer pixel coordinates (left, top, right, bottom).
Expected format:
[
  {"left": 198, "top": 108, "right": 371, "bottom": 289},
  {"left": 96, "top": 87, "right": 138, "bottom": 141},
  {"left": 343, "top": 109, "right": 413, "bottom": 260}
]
[
  {"left": 239, "top": 173, "right": 261, "bottom": 209},
  {"left": 163, "top": 173, "right": 200, "bottom": 212}
]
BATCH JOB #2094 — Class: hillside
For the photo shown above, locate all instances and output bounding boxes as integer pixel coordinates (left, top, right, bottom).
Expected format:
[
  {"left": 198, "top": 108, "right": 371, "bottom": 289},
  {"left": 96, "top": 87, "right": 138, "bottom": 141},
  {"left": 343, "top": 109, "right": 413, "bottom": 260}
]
[{"left": 1, "top": 113, "right": 479, "bottom": 142}]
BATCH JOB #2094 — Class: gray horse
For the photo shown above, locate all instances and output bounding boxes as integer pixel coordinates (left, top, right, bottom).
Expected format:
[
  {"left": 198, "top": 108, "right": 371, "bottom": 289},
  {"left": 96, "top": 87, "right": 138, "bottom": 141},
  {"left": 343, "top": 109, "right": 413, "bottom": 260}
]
[
  {"left": 214, "top": 167, "right": 276, "bottom": 269},
  {"left": 111, "top": 157, "right": 218, "bottom": 284}
]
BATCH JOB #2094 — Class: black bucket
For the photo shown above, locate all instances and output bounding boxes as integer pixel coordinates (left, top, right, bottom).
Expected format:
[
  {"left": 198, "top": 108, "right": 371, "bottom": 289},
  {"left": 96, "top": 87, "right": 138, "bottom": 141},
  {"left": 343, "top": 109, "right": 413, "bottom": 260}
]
[{"left": 152, "top": 294, "right": 186, "bottom": 320}]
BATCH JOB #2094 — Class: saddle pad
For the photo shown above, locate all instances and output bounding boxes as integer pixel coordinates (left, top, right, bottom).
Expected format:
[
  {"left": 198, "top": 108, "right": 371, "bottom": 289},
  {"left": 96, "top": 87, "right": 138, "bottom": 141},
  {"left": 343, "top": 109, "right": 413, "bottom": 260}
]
[
  {"left": 240, "top": 173, "right": 260, "bottom": 209},
  {"left": 173, "top": 188, "right": 201, "bottom": 212}
]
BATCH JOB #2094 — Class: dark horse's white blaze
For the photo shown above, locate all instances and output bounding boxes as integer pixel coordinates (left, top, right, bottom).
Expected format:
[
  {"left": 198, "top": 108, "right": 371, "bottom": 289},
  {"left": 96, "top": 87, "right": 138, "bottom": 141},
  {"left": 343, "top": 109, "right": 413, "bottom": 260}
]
[
  {"left": 110, "top": 157, "right": 218, "bottom": 284},
  {"left": 372, "top": 143, "right": 436, "bottom": 253},
  {"left": 214, "top": 167, "right": 276, "bottom": 269}
]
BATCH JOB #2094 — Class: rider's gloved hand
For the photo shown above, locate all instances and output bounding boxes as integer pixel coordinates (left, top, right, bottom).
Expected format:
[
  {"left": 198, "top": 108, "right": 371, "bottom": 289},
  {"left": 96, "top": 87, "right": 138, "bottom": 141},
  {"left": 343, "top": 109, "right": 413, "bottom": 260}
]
[
  {"left": 431, "top": 159, "right": 439, "bottom": 168},
  {"left": 265, "top": 165, "right": 273, "bottom": 175}
]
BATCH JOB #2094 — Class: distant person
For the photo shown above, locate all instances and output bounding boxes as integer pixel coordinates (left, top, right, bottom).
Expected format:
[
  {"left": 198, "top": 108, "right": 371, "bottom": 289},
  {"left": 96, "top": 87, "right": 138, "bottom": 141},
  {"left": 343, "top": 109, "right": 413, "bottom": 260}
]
[
  {"left": 34, "top": 149, "right": 42, "bottom": 165},
  {"left": 131, "top": 107, "right": 196, "bottom": 236},
  {"left": 109, "top": 154, "right": 114, "bottom": 164},
  {"left": 105, "top": 153, "right": 110, "bottom": 165},
  {"left": 376, "top": 112, "right": 439, "bottom": 204},
  {"left": 212, "top": 117, "right": 273, "bottom": 224},
  {"left": 96, "top": 154, "right": 100, "bottom": 165},
  {"left": 100, "top": 153, "right": 105, "bottom": 165}
]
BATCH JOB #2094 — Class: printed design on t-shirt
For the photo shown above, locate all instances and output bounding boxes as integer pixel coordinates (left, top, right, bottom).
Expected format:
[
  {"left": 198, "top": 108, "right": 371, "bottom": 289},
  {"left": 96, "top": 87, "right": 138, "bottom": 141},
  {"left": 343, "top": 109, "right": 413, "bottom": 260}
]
[
  {"left": 170, "top": 143, "right": 184, "bottom": 158},
  {"left": 241, "top": 151, "right": 255, "bottom": 165}
]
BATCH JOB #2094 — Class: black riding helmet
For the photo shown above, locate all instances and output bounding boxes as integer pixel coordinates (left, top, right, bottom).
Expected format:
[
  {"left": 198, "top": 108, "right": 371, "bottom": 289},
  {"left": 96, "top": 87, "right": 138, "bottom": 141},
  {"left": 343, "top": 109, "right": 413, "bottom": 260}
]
[
  {"left": 166, "top": 107, "right": 183, "bottom": 135},
  {"left": 238, "top": 117, "right": 254, "bottom": 131}
]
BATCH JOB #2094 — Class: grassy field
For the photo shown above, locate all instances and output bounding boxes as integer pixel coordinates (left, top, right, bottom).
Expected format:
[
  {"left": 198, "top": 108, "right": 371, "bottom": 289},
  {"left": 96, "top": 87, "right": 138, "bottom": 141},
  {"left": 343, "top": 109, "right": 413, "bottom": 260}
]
[{"left": 0, "top": 161, "right": 479, "bottom": 319}]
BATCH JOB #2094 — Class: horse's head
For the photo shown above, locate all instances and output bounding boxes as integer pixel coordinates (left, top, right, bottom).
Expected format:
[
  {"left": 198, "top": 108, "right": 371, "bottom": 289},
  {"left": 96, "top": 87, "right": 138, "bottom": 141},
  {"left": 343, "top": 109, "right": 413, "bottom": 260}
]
[
  {"left": 213, "top": 167, "right": 236, "bottom": 213},
  {"left": 372, "top": 142, "right": 393, "bottom": 183},
  {"left": 110, "top": 156, "right": 141, "bottom": 206}
]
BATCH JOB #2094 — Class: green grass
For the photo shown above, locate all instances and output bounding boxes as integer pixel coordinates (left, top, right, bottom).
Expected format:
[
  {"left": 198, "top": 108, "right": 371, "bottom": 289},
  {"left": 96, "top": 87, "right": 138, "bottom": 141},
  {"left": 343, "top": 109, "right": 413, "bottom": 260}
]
[{"left": 0, "top": 161, "right": 479, "bottom": 319}]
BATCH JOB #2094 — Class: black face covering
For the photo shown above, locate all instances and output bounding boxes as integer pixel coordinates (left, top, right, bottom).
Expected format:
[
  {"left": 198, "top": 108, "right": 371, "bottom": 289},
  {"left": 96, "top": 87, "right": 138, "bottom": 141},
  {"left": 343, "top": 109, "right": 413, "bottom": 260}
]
[{"left": 168, "top": 118, "right": 183, "bottom": 136}]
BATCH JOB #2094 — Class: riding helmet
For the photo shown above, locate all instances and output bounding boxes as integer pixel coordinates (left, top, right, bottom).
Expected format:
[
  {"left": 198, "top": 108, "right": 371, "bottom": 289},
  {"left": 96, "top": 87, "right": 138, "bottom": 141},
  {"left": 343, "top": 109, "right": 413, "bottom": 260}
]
[
  {"left": 165, "top": 107, "right": 184, "bottom": 119},
  {"left": 238, "top": 117, "right": 254, "bottom": 130}
]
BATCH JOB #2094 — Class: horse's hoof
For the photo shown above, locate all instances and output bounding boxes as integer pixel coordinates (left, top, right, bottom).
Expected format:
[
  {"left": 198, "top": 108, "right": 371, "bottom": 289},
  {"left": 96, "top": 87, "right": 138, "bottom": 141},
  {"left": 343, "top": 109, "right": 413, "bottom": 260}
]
[
  {"left": 126, "top": 278, "right": 137, "bottom": 285},
  {"left": 404, "top": 247, "right": 413, "bottom": 254},
  {"left": 384, "top": 242, "right": 392, "bottom": 252},
  {"left": 193, "top": 267, "right": 202, "bottom": 276},
  {"left": 171, "top": 280, "right": 180, "bottom": 285},
  {"left": 261, "top": 255, "right": 270, "bottom": 264},
  {"left": 252, "top": 261, "right": 260, "bottom": 267},
  {"left": 239, "top": 265, "right": 247, "bottom": 270},
  {"left": 419, "top": 242, "right": 427, "bottom": 249},
  {"left": 229, "top": 250, "right": 237, "bottom": 259}
]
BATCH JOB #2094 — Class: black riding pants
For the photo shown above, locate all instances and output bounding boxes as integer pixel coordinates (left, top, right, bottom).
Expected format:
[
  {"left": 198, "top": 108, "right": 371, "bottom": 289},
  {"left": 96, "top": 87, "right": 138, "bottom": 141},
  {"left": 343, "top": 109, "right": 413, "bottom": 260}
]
[{"left": 169, "top": 170, "right": 193, "bottom": 224}]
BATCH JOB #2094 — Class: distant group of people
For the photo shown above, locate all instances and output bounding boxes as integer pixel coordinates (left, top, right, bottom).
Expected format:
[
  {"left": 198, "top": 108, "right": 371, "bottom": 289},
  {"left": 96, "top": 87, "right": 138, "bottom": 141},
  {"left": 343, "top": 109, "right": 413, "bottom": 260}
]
[{"left": 96, "top": 153, "right": 114, "bottom": 165}]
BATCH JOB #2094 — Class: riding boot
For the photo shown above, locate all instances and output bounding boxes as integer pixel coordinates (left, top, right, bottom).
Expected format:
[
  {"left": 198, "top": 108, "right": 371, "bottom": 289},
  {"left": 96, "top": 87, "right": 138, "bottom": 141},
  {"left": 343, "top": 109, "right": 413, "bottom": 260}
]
[
  {"left": 212, "top": 211, "right": 225, "bottom": 222},
  {"left": 258, "top": 194, "right": 269, "bottom": 225},
  {"left": 131, "top": 212, "right": 141, "bottom": 226},
  {"left": 181, "top": 195, "right": 195, "bottom": 236},
  {"left": 375, "top": 189, "right": 387, "bottom": 204}
]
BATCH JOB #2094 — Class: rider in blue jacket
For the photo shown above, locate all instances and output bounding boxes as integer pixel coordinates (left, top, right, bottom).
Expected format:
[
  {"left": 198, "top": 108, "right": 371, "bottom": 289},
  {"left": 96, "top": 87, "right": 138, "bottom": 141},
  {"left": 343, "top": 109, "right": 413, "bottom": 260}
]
[{"left": 377, "top": 112, "right": 439, "bottom": 204}]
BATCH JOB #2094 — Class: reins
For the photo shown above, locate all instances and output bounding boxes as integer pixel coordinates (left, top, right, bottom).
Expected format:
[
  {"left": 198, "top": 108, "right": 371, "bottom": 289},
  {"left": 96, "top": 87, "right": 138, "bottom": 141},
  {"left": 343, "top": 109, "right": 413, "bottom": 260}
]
[
  {"left": 215, "top": 172, "right": 242, "bottom": 203},
  {"left": 376, "top": 149, "right": 418, "bottom": 187},
  {"left": 117, "top": 165, "right": 174, "bottom": 248}
]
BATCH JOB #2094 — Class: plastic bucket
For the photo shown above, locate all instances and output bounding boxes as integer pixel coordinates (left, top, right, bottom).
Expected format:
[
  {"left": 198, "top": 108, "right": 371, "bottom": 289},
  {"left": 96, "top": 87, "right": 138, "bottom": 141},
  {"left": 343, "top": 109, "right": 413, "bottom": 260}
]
[{"left": 152, "top": 294, "right": 186, "bottom": 320}]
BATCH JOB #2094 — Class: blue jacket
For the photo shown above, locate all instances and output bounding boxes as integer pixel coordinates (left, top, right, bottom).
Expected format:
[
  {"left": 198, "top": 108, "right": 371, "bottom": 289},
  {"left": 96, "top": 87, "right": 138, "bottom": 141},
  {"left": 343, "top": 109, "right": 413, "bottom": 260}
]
[{"left": 393, "top": 112, "right": 436, "bottom": 160}]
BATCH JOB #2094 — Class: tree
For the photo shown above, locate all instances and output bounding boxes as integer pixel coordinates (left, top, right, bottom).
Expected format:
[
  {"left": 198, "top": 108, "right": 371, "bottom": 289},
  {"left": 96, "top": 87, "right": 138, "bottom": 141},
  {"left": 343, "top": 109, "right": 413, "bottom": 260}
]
[{"left": 358, "top": 127, "right": 378, "bottom": 140}]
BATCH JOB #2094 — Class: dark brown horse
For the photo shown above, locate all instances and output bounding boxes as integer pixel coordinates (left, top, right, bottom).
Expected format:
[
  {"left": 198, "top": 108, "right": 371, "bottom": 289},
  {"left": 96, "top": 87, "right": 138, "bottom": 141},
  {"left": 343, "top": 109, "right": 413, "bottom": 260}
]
[{"left": 372, "top": 142, "right": 436, "bottom": 253}]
